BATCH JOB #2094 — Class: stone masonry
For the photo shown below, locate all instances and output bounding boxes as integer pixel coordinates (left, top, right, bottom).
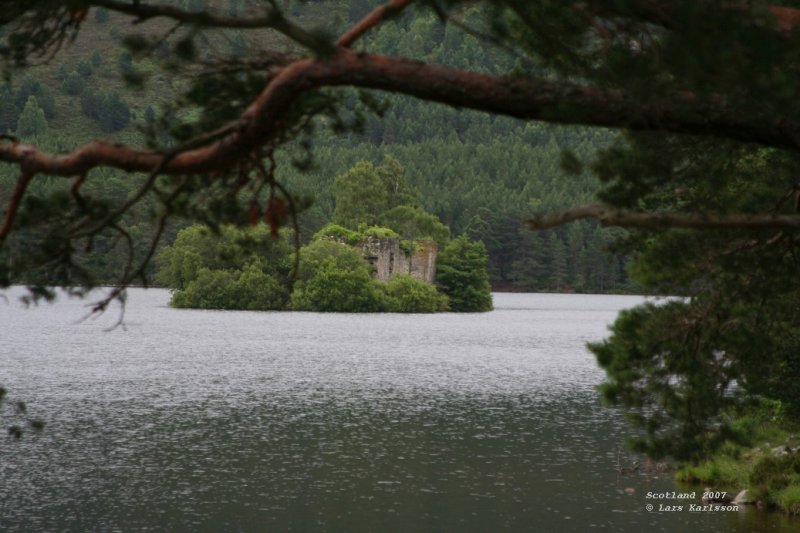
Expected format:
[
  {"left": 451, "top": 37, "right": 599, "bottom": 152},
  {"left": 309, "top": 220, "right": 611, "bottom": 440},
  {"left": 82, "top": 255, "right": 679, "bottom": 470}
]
[{"left": 359, "top": 237, "right": 437, "bottom": 284}]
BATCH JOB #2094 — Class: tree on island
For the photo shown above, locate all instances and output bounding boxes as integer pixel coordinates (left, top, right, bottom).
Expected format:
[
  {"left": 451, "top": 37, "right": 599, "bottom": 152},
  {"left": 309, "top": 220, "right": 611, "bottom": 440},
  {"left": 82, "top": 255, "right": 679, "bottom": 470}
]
[{"left": 1, "top": 0, "right": 800, "bottom": 461}]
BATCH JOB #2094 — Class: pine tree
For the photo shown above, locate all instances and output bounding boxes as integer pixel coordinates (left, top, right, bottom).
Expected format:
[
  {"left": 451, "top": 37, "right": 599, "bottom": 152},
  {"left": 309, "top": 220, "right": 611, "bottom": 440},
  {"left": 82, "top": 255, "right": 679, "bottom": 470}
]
[
  {"left": 61, "top": 72, "right": 85, "bottom": 96},
  {"left": 15, "top": 96, "right": 48, "bottom": 138}
]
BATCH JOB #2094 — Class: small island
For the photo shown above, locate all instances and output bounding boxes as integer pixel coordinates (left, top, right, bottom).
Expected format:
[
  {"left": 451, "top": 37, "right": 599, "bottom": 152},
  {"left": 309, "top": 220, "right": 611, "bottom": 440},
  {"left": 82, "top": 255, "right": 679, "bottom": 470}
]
[{"left": 155, "top": 158, "right": 493, "bottom": 313}]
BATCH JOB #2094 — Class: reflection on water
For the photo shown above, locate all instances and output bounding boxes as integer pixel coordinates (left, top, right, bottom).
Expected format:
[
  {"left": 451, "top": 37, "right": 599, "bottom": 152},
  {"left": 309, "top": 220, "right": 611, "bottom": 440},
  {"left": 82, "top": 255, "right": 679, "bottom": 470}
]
[{"left": 1, "top": 290, "right": 797, "bottom": 531}]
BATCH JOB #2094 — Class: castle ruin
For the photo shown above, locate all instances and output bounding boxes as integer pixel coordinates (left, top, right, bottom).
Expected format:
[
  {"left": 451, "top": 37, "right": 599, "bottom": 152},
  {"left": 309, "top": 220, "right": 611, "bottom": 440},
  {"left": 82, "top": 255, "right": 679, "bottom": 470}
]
[{"left": 359, "top": 237, "right": 437, "bottom": 284}]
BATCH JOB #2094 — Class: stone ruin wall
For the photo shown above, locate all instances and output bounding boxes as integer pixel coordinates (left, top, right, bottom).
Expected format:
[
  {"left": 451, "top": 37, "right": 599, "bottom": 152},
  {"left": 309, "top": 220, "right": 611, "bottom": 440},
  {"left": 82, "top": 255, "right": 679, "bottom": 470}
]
[
  {"left": 360, "top": 237, "right": 437, "bottom": 284},
  {"left": 408, "top": 240, "right": 437, "bottom": 284}
]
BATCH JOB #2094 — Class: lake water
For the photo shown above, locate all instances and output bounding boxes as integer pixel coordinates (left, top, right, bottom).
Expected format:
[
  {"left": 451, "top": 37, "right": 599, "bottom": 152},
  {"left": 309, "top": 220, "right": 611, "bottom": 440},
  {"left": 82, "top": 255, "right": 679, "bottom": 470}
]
[{"left": 1, "top": 289, "right": 798, "bottom": 532}]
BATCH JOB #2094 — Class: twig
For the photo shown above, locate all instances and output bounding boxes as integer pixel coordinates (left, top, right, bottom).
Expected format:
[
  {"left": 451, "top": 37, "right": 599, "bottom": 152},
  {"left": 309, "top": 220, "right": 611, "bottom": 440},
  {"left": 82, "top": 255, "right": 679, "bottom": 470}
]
[{"left": 337, "top": 0, "right": 414, "bottom": 48}]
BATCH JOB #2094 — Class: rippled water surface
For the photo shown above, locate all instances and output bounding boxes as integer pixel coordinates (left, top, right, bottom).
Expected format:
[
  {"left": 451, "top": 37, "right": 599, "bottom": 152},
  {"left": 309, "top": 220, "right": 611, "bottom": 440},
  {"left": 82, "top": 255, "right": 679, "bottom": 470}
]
[{"left": 1, "top": 289, "right": 798, "bottom": 531}]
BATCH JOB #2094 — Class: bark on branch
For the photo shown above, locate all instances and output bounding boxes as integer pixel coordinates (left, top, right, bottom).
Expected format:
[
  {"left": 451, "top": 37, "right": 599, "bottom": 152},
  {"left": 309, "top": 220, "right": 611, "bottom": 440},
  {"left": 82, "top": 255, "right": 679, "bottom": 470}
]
[{"left": 526, "top": 204, "right": 800, "bottom": 230}]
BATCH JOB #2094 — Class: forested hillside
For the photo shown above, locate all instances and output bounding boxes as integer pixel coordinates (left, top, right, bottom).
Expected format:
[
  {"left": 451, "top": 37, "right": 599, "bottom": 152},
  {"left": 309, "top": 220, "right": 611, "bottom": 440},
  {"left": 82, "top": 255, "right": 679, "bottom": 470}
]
[{"left": 0, "top": 0, "right": 631, "bottom": 293}]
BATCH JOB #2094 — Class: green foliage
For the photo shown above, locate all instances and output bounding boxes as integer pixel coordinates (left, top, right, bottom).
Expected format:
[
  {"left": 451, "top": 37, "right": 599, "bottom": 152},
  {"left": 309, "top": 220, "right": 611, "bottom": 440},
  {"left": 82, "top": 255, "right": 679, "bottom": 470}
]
[
  {"left": 161, "top": 224, "right": 452, "bottom": 314},
  {"left": 14, "top": 78, "right": 55, "bottom": 120},
  {"left": 312, "top": 223, "right": 361, "bottom": 245},
  {"left": 76, "top": 58, "right": 93, "bottom": 79},
  {"left": 675, "top": 455, "right": 748, "bottom": 488},
  {"left": 383, "top": 274, "right": 448, "bottom": 313},
  {"left": 589, "top": 138, "right": 800, "bottom": 459},
  {"left": 90, "top": 51, "right": 104, "bottom": 68},
  {"left": 172, "top": 262, "right": 287, "bottom": 311},
  {"left": 97, "top": 91, "right": 131, "bottom": 133},
  {"left": 156, "top": 224, "right": 292, "bottom": 289},
  {"left": 360, "top": 225, "right": 399, "bottom": 239},
  {"left": 775, "top": 485, "right": 800, "bottom": 515},
  {"left": 332, "top": 156, "right": 416, "bottom": 229},
  {"left": 332, "top": 160, "right": 391, "bottom": 229},
  {"left": 750, "top": 455, "right": 800, "bottom": 494},
  {"left": 436, "top": 236, "right": 493, "bottom": 312},
  {"left": 295, "top": 238, "right": 370, "bottom": 282},
  {"left": 379, "top": 205, "right": 450, "bottom": 246},
  {"left": 592, "top": 301, "right": 741, "bottom": 459},
  {"left": 157, "top": 224, "right": 293, "bottom": 310},
  {"left": 673, "top": 411, "right": 800, "bottom": 515},
  {"left": 291, "top": 257, "right": 384, "bottom": 312},
  {"left": 744, "top": 453, "right": 800, "bottom": 513},
  {"left": 80, "top": 88, "right": 131, "bottom": 132},
  {"left": 61, "top": 71, "right": 85, "bottom": 96},
  {"left": 15, "top": 96, "right": 48, "bottom": 137},
  {"left": 54, "top": 64, "right": 69, "bottom": 82}
]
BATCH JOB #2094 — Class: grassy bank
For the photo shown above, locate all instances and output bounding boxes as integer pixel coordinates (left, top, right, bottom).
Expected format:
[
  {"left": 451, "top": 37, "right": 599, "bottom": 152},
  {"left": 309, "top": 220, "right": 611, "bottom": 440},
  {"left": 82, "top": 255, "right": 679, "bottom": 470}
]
[{"left": 675, "top": 400, "right": 800, "bottom": 514}]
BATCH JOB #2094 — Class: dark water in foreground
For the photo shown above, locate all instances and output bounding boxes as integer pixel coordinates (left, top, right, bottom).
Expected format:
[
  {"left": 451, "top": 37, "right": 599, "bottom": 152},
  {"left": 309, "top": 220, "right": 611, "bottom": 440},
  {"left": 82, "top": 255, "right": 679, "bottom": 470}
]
[{"left": 1, "top": 289, "right": 798, "bottom": 532}]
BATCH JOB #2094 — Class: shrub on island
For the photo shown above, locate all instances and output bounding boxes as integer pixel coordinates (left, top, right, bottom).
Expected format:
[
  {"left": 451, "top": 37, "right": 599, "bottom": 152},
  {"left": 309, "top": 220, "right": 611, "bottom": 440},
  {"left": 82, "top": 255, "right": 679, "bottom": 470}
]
[
  {"left": 172, "top": 262, "right": 287, "bottom": 311},
  {"left": 291, "top": 256, "right": 384, "bottom": 313},
  {"left": 383, "top": 274, "right": 449, "bottom": 313}
]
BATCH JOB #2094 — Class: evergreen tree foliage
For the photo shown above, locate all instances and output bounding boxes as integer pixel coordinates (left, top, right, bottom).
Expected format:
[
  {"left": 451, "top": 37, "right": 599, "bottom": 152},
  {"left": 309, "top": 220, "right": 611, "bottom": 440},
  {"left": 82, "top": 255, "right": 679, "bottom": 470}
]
[
  {"left": 588, "top": 136, "right": 800, "bottom": 459},
  {"left": 78, "top": 88, "right": 131, "bottom": 132},
  {"left": 90, "top": 51, "right": 103, "bottom": 68},
  {"left": 14, "top": 78, "right": 55, "bottom": 120},
  {"left": 332, "top": 160, "right": 390, "bottom": 229},
  {"left": 98, "top": 92, "right": 131, "bottom": 132},
  {"left": 61, "top": 71, "right": 85, "bottom": 96},
  {"left": 15, "top": 96, "right": 48, "bottom": 138},
  {"left": 436, "top": 236, "right": 493, "bottom": 312},
  {"left": 331, "top": 155, "right": 416, "bottom": 230},
  {"left": 77, "top": 58, "right": 93, "bottom": 79}
]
